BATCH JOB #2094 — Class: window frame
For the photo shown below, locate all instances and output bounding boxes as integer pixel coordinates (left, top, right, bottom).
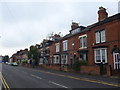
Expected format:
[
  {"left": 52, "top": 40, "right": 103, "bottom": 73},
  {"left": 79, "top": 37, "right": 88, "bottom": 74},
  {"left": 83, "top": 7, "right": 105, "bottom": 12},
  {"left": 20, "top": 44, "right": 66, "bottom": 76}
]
[
  {"left": 55, "top": 43, "right": 60, "bottom": 52},
  {"left": 95, "top": 32, "right": 100, "bottom": 43},
  {"left": 95, "top": 30, "right": 106, "bottom": 44},
  {"left": 61, "top": 54, "right": 68, "bottom": 64},
  {"left": 101, "top": 30, "right": 106, "bottom": 43},
  {"left": 63, "top": 40, "right": 68, "bottom": 51},
  {"left": 79, "top": 53, "right": 87, "bottom": 61},
  {"left": 39, "top": 58, "right": 43, "bottom": 64},
  {"left": 94, "top": 48, "right": 107, "bottom": 63},
  {"left": 53, "top": 55, "right": 60, "bottom": 64},
  {"left": 79, "top": 34, "right": 87, "bottom": 49}
]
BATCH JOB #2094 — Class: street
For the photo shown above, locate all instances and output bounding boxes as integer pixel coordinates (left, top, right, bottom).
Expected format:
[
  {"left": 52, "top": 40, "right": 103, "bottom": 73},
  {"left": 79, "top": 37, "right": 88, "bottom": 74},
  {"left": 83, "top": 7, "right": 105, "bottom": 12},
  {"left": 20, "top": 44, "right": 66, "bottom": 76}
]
[{"left": 1, "top": 63, "right": 119, "bottom": 89}]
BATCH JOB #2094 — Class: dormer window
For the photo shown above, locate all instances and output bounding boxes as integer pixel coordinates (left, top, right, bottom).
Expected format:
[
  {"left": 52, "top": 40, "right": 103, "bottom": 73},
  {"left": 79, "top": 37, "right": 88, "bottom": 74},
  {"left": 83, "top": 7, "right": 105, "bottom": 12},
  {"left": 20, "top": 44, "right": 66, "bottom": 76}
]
[{"left": 71, "top": 28, "right": 80, "bottom": 34}]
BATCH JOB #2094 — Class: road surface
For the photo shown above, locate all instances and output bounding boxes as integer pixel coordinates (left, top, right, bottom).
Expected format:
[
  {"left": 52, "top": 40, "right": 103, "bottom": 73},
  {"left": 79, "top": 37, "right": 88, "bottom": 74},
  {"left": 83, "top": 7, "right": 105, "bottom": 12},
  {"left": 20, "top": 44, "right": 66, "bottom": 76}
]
[{"left": 1, "top": 63, "right": 120, "bottom": 89}]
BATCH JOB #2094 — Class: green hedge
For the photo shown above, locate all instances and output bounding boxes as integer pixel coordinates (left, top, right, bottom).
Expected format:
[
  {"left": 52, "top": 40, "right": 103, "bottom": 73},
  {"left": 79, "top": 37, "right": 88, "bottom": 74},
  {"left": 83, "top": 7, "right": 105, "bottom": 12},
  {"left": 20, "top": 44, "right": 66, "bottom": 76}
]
[
  {"left": 16, "top": 61, "right": 19, "bottom": 64},
  {"left": 73, "top": 60, "right": 88, "bottom": 71}
]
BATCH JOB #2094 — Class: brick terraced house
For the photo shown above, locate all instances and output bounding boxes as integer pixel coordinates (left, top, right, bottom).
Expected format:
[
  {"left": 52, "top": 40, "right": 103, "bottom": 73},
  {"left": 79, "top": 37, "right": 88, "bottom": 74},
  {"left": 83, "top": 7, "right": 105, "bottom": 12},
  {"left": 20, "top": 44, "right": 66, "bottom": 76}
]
[
  {"left": 86, "top": 7, "right": 120, "bottom": 75},
  {"left": 39, "top": 6, "right": 120, "bottom": 76},
  {"left": 11, "top": 49, "right": 28, "bottom": 64},
  {"left": 11, "top": 7, "right": 120, "bottom": 76}
]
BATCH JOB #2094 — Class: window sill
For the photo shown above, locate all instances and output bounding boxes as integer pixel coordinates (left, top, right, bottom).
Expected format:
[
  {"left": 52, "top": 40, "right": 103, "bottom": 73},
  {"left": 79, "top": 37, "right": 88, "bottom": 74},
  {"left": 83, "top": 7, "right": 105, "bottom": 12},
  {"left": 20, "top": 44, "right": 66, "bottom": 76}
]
[
  {"left": 56, "top": 51, "right": 60, "bottom": 53},
  {"left": 95, "top": 42, "right": 106, "bottom": 45},
  {"left": 79, "top": 47, "right": 87, "bottom": 49},
  {"left": 54, "top": 63, "right": 60, "bottom": 64},
  {"left": 94, "top": 62, "right": 108, "bottom": 65},
  {"left": 63, "top": 50, "right": 68, "bottom": 51}
]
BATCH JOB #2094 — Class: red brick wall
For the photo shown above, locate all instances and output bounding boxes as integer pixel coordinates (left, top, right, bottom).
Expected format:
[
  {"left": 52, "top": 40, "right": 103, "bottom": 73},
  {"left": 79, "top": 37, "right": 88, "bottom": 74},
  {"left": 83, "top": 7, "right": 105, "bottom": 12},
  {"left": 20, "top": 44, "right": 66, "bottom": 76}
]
[
  {"left": 80, "top": 65, "right": 100, "bottom": 75},
  {"left": 48, "top": 17, "right": 120, "bottom": 74},
  {"left": 49, "top": 43, "right": 55, "bottom": 64},
  {"left": 67, "top": 34, "right": 79, "bottom": 64},
  {"left": 44, "top": 64, "right": 60, "bottom": 70},
  {"left": 67, "top": 32, "right": 88, "bottom": 64},
  {"left": 87, "top": 19, "right": 120, "bottom": 71}
]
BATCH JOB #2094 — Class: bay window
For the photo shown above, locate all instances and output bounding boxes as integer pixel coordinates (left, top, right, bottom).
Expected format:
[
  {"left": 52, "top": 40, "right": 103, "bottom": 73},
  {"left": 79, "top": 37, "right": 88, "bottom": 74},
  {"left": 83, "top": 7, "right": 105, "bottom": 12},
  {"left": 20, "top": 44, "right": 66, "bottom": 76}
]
[
  {"left": 61, "top": 54, "right": 67, "bottom": 64},
  {"left": 54, "top": 55, "right": 59, "bottom": 64},
  {"left": 94, "top": 48, "right": 107, "bottom": 63}
]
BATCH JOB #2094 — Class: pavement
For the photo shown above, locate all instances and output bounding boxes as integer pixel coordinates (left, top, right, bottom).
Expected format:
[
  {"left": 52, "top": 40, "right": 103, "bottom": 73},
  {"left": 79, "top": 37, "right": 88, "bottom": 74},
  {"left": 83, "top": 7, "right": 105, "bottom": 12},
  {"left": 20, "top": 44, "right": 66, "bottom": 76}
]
[{"left": 1, "top": 63, "right": 120, "bottom": 89}]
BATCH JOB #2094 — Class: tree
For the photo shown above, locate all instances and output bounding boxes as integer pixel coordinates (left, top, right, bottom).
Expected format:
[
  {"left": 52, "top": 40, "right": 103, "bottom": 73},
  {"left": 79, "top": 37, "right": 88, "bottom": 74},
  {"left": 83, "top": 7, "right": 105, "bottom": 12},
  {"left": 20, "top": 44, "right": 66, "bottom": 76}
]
[
  {"left": 3, "top": 55, "right": 9, "bottom": 63},
  {"left": 27, "top": 45, "right": 39, "bottom": 66}
]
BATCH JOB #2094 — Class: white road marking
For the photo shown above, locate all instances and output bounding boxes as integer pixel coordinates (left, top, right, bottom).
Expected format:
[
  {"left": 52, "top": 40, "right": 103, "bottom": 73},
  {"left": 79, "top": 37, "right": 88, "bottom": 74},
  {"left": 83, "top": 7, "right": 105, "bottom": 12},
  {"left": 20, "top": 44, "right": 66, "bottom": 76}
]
[
  {"left": 49, "top": 81, "right": 68, "bottom": 88},
  {"left": 31, "top": 74, "right": 42, "bottom": 79}
]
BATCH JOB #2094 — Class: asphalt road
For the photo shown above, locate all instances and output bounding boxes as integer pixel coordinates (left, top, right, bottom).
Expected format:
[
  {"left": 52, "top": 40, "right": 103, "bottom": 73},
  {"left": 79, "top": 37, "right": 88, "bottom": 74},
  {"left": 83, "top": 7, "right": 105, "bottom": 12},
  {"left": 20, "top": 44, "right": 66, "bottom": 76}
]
[{"left": 1, "top": 63, "right": 120, "bottom": 89}]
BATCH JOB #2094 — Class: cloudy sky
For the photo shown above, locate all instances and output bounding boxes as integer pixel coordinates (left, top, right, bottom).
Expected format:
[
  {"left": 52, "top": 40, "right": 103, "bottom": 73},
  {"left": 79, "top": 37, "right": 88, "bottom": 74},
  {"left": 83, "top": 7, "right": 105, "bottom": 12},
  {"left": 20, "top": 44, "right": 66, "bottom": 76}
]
[{"left": 0, "top": 0, "right": 119, "bottom": 57}]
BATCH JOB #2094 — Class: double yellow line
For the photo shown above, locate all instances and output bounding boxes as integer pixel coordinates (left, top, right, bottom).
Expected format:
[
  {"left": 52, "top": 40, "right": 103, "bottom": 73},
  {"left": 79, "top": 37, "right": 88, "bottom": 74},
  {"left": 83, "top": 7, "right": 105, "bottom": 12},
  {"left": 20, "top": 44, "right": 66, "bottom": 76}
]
[{"left": 0, "top": 72, "right": 10, "bottom": 90}]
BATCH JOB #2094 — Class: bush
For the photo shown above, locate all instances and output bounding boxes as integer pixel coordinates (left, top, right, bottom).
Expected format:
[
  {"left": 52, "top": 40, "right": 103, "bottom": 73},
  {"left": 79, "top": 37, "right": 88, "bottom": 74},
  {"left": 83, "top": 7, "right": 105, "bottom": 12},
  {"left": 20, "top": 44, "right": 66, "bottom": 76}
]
[
  {"left": 22, "top": 60, "right": 27, "bottom": 64},
  {"left": 73, "top": 60, "right": 81, "bottom": 71},
  {"left": 73, "top": 60, "right": 88, "bottom": 71},
  {"left": 80, "top": 60, "right": 88, "bottom": 65},
  {"left": 16, "top": 61, "right": 19, "bottom": 64}
]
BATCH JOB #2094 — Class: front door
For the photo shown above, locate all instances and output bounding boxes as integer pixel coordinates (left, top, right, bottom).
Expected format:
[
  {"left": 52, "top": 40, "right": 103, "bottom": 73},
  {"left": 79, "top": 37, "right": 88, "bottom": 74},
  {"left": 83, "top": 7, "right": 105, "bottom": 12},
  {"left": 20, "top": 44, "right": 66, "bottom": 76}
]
[{"left": 113, "top": 53, "right": 120, "bottom": 70}]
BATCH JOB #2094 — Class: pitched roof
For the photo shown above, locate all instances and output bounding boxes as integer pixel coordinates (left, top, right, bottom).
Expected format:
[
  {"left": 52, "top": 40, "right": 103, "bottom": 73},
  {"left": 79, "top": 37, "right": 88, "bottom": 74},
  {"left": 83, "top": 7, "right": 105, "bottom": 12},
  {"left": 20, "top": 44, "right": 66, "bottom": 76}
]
[
  {"left": 90, "top": 13, "right": 120, "bottom": 28},
  {"left": 54, "top": 13, "right": 120, "bottom": 43}
]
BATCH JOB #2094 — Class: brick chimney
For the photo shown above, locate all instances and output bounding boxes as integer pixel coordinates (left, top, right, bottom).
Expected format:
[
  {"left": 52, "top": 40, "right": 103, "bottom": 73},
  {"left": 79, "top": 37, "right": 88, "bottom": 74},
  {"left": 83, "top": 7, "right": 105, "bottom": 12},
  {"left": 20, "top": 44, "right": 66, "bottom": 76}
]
[
  {"left": 71, "top": 22, "right": 79, "bottom": 30},
  {"left": 98, "top": 6, "right": 108, "bottom": 21}
]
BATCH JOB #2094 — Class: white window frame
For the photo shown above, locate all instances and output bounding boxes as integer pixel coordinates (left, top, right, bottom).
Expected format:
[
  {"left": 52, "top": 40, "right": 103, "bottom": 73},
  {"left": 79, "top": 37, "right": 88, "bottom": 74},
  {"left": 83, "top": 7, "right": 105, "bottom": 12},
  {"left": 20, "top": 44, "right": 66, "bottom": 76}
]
[
  {"left": 79, "top": 53, "right": 87, "bottom": 61},
  {"left": 55, "top": 43, "right": 60, "bottom": 52},
  {"left": 95, "top": 32, "right": 100, "bottom": 43},
  {"left": 71, "top": 28, "right": 80, "bottom": 34},
  {"left": 95, "top": 30, "right": 106, "bottom": 44},
  {"left": 39, "top": 58, "right": 43, "bottom": 64},
  {"left": 83, "top": 36, "right": 87, "bottom": 47},
  {"left": 53, "top": 55, "right": 60, "bottom": 64},
  {"left": 40, "top": 51, "right": 43, "bottom": 56},
  {"left": 79, "top": 34, "right": 87, "bottom": 49},
  {"left": 101, "top": 30, "right": 106, "bottom": 42},
  {"left": 63, "top": 40, "right": 68, "bottom": 51},
  {"left": 94, "top": 48, "right": 107, "bottom": 63},
  {"left": 61, "top": 54, "right": 68, "bottom": 64},
  {"left": 80, "top": 37, "right": 83, "bottom": 48}
]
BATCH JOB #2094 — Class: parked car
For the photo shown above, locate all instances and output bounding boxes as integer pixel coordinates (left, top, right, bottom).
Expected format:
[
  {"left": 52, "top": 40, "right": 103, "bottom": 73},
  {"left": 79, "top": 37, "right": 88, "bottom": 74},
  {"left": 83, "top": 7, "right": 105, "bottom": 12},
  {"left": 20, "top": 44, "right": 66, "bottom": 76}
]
[
  {"left": 5, "top": 62, "right": 8, "bottom": 64},
  {"left": 8, "top": 63, "right": 11, "bottom": 65},
  {"left": 11, "top": 62, "right": 18, "bottom": 66}
]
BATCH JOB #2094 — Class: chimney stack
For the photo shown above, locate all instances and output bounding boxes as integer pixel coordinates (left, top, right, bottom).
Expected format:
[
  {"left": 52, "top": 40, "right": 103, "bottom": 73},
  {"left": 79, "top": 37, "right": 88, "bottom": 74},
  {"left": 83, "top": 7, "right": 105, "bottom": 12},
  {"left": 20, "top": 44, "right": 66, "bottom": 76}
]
[
  {"left": 71, "top": 22, "right": 79, "bottom": 30},
  {"left": 98, "top": 6, "right": 108, "bottom": 21}
]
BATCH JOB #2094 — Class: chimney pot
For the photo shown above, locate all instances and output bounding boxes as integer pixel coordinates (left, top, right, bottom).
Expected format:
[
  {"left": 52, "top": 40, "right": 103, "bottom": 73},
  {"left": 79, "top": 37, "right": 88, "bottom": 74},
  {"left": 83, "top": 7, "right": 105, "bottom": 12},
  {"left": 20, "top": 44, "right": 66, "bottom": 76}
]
[
  {"left": 98, "top": 6, "right": 108, "bottom": 21},
  {"left": 71, "top": 22, "right": 79, "bottom": 30}
]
